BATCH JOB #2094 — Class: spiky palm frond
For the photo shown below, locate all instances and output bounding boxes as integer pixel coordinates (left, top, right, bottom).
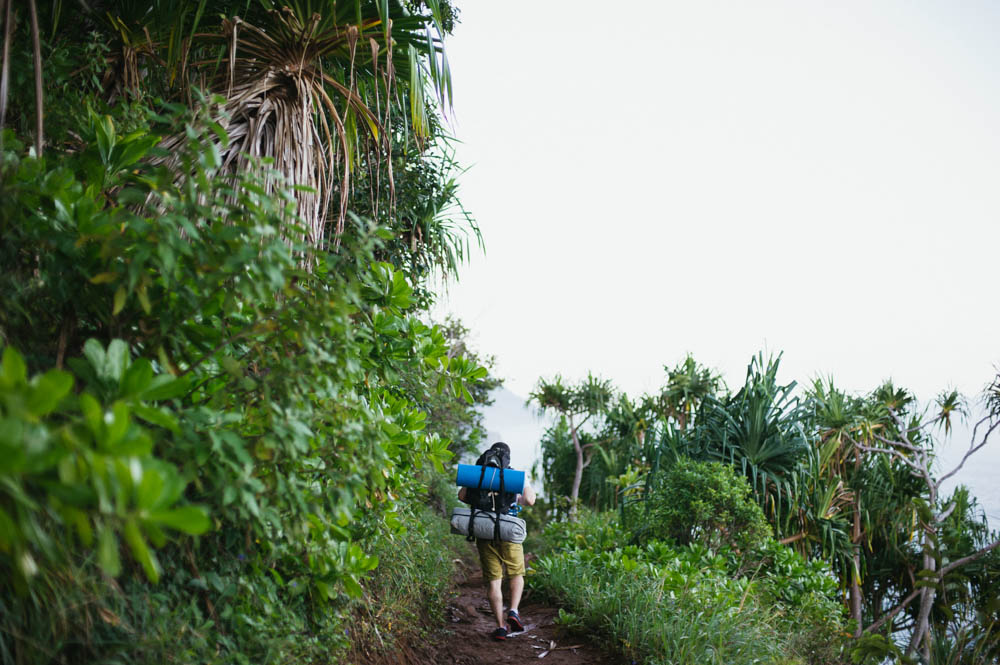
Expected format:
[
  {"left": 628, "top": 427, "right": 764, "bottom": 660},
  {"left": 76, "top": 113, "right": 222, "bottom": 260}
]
[
  {"left": 115, "top": 1, "right": 451, "bottom": 253},
  {"left": 688, "top": 353, "right": 808, "bottom": 522}
]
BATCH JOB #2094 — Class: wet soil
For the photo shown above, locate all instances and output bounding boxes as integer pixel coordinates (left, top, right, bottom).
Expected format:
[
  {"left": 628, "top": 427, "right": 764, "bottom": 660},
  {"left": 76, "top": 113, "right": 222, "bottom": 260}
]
[{"left": 417, "top": 557, "right": 625, "bottom": 665}]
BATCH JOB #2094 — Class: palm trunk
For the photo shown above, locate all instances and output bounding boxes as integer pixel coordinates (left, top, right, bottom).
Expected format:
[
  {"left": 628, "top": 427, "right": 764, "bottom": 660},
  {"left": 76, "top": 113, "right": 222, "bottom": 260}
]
[
  {"left": 569, "top": 414, "right": 583, "bottom": 518},
  {"left": 27, "top": 0, "right": 41, "bottom": 155},
  {"left": 849, "top": 501, "right": 863, "bottom": 636},
  {"left": 906, "top": 538, "right": 936, "bottom": 658},
  {"left": 0, "top": 0, "right": 13, "bottom": 135}
]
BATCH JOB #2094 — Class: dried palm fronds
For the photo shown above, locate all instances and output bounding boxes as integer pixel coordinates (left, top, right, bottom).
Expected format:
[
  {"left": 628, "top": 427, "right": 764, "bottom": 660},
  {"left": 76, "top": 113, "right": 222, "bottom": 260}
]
[{"left": 152, "top": 3, "right": 450, "bottom": 254}]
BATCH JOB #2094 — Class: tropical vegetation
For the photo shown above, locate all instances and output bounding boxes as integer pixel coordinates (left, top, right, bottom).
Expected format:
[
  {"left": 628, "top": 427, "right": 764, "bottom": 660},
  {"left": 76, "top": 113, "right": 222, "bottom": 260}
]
[
  {"left": 0, "top": 1, "right": 489, "bottom": 663},
  {"left": 533, "top": 354, "right": 1000, "bottom": 664},
  {"left": 2, "top": 2, "right": 997, "bottom": 664}
]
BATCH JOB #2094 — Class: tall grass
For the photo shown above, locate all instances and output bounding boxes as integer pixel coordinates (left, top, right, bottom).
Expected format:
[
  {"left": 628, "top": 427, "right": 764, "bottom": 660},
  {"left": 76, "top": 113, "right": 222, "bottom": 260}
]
[
  {"left": 534, "top": 550, "right": 785, "bottom": 665},
  {"left": 345, "top": 503, "right": 465, "bottom": 663},
  {"left": 531, "top": 511, "right": 847, "bottom": 665}
]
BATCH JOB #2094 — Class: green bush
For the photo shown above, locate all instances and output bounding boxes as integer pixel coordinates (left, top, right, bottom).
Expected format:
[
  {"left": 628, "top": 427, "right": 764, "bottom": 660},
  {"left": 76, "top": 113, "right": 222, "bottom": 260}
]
[
  {"left": 532, "top": 515, "right": 847, "bottom": 665},
  {"left": 632, "top": 457, "right": 771, "bottom": 552},
  {"left": 0, "top": 100, "right": 489, "bottom": 663}
]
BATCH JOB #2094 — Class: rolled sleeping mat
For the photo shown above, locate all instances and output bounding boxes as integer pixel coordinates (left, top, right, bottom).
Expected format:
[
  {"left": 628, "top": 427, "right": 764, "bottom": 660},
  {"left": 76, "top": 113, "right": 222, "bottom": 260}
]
[
  {"left": 455, "top": 464, "right": 525, "bottom": 494},
  {"left": 450, "top": 507, "right": 527, "bottom": 544}
]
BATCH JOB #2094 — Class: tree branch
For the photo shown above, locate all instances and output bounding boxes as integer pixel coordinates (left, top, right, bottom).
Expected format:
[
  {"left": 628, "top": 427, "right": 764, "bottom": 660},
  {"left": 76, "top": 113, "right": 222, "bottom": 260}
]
[
  {"left": 936, "top": 415, "right": 1000, "bottom": 487},
  {"left": 779, "top": 531, "right": 808, "bottom": 546},
  {"left": 865, "top": 587, "right": 921, "bottom": 634},
  {"left": 863, "top": 539, "right": 1000, "bottom": 635},
  {"left": 28, "top": 0, "right": 41, "bottom": 155},
  {"left": 938, "top": 538, "right": 1000, "bottom": 578},
  {"left": 0, "top": 0, "right": 12, "bottom": 135}
]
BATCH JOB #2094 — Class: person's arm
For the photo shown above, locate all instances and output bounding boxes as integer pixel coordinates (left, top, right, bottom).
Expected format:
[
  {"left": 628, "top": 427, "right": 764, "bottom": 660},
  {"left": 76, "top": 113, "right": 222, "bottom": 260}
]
[
  {"left": 518, "top": 482, "right": 536, "bottom": 507},
  {"left": 458, "top": 487, "right": 469, "bottom": 504}
]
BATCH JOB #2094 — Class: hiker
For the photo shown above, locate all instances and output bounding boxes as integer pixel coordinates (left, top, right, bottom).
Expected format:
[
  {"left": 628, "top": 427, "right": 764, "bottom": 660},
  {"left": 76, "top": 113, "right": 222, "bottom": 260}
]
[{"left": 457, "top": 442, "right": 537, "bottom": 641}]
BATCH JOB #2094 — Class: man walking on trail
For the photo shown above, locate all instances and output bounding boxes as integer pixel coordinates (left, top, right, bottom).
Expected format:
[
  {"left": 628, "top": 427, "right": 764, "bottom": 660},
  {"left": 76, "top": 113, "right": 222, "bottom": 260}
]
[{"left": 457, "top": 442, "right": 536, "bottom": 641}]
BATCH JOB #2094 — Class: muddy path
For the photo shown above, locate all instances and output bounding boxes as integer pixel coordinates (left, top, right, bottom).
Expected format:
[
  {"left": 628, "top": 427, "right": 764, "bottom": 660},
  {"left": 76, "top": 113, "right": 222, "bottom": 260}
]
[{"left": 421, "top": 558, "right": 625, "bottom": 665}]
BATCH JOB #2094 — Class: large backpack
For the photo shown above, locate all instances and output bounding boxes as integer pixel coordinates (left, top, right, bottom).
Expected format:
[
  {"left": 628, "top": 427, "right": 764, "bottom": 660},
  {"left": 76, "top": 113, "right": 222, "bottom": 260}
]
[{"left": 465, "top": 444, "right": 517, "bottom": 542}]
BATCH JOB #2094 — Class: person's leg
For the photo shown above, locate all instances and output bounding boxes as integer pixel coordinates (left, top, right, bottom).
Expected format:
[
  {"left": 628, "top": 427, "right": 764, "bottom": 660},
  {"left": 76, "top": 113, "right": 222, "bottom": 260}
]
[
  {"left": 509, "top": 574, "right": 524, "bottom": 613},
  {"left": 500, "top": 542, "right": 527, "bottom": 631},
  {"left": 477, "top": 539, "right": 508, "bottom": 633},
  {"left": 487, "top": 577, "right": 505, "bottom": 629}
]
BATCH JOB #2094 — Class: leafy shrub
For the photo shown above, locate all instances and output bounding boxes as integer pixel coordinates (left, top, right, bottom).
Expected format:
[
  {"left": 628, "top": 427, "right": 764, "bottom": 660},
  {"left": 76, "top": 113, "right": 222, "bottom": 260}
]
[
  {"left": 0, "top": 343, "right": 208, "bottom": 585},
  {"left": 0, "top": 100, "right": 489, "bottom": 663},
  {"left": 530, "top": 507, "right": 620, "bottom": 555},
  {"left": 632, "top": 457, "right": 771, "bottom": 552},
  {"left": 532, "top": 516, "right": 847, "bottom": 665}
]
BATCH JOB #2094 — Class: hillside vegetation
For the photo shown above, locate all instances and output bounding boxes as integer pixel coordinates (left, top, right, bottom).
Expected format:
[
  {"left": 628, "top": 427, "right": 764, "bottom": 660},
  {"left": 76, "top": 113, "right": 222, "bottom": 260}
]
[
  {"left": 0, "top": 2, "right": 490, "bottom": 662},
  {"left": 2, "top": 3, "right": 998, "bottom": 665},
  {"left": 531, "top": 356, "right": 1000, "bottom": 664}
]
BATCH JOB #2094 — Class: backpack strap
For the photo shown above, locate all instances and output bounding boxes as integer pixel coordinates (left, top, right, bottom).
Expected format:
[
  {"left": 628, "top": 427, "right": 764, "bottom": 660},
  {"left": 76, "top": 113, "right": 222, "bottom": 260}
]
[
  {"left": 467, "top": 462, "right": 490, "bottom": 542},
  {"left": 492, "top": 466, "right": 505, "bottom": 542}
]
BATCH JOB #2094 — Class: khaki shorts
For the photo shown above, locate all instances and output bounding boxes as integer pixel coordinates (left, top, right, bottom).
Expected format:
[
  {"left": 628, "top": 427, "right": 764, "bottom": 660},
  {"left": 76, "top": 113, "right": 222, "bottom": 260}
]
[{"left": 476, "top": 539, "right": 525, "bottom": 581}]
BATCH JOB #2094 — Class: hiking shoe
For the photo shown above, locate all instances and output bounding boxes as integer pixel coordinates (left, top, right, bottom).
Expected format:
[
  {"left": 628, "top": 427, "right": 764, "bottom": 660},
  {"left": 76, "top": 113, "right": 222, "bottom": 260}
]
[
  {"left": 491, "top": 626, "right": 508, "bottom": 641},
  {"left": 507, "top": 609, "right": 525, "bottom": 632}
]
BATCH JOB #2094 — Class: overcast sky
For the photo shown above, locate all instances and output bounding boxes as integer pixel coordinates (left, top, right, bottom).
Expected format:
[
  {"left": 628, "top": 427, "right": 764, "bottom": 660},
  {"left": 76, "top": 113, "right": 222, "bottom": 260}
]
[{"left": 432, "top": 1, "right": 1000, "bottom": 409}]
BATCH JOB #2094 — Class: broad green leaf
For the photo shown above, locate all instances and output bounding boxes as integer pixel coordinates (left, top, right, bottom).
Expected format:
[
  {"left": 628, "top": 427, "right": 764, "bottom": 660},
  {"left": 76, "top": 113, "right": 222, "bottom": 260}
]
[
  {"left": 136, "top": 285, "right": 152, "bottom": 315},
  {"left": 97, "top": 525, "right": 122, "bottom": 576},
  {"left": 137, "top": 468, "right": 165, "bottom": 511},
  {"left": 115, "top": 134, "right": 159, "bottom": 169},
  {"left": 94, "top": 114, "right": 115, "bottom": 164},
  {"left": 133, "top": 404, "right": 179, "bottom": 432},
  {"left": 79, "top": 393, "right": 102, "bottom": 434},
  {"left": 113, "top": 286, "right": 127, "bottom": 316},
  {"left": 142, "top": 375, "right": 190, "bottom": 401},
  {"left": 1, "top": 347, "right": 27, "bottom": 386},
  {"left": 105, "top": 340, "right": 130, "bottom": 383},
  {"left": 104, "top": 401, "right": 131, "bottom": 450},
  {"left": 342, "top": 574, "right": 363, "bottom": 598},
  {"left": 145, "top": 522, "right": 167, "bottom": 548},
  {"left": 124, "top": 518, "right": 159, "bottom": 583},
  {"left": 82, "top": 339, "right": 106, "bottom": 376},
  {"left": 89, "top": 272, "right": 118, "bottom": 284},
  {"left": 315, "top": 580, "right": 333, "bottom": 600},
  {"left": 27, "top": 370, "right": 74, "bottom": 416},
  {"left": 122, "top": 359, "right": 154, "bottom": 397},
  {"left": 0, "top": 506, "right": 17, "bottom": 548},
  {"left": 147, "top": 506, "right": 211, "bottom": 535},
  {"left": 220, "top": 356, "right": 242, "bottom": 377}
]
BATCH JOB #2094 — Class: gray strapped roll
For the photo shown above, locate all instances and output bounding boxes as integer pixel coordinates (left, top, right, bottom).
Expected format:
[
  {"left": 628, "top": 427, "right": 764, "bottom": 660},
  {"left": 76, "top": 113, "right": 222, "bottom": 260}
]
[{"left": 450, "top": 507, "right": 527, "bottom": 544}]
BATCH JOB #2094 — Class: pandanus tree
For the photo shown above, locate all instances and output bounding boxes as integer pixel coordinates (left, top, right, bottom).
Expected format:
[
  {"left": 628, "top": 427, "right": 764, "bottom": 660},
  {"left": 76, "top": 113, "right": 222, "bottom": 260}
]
[
  {"left": 691, "top": 353, "right": 808, "bottom": 523},
  {"left": 849, "top": 385, "right": 1000, "bottom": 661},
  {"left": 801, "top": 379, "right": 922, "bottom": 637},
  {"left": 658, "top": 353, "right": 721, "bottom": 431},
  {"left": 5, "top": 0, "right": 455, "bottom": 251},
  {"left": 530, "top": 374, "right": 614, "bottom": 514}
]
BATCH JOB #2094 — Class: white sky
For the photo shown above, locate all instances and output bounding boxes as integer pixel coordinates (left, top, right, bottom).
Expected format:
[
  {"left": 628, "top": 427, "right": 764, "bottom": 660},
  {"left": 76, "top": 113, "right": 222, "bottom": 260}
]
[{"left": 432, "top": 0, "right": 1000, "bottom": 406}]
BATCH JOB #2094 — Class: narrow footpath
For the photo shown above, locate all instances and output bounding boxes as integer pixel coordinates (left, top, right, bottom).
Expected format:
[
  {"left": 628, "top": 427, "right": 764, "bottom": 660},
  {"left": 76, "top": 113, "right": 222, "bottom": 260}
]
[{"left": 421, "top": 558, "right": 624, "bottom": 665}]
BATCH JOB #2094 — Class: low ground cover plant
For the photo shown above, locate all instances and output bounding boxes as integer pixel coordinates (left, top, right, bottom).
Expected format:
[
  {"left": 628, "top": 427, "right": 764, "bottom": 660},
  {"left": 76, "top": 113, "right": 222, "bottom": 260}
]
[{"left": 530, "top": 461, "right": 848, "bottom": 665}]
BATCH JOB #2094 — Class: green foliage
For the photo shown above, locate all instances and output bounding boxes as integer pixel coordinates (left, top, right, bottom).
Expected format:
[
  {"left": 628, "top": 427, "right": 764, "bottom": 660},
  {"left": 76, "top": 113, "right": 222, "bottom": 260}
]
[
  {"left": 0, "top": 95, "right": 492, "bottom": 663},
  {"left": 408, "top": 317, "right": 502, "bottom": 461},
  {"left": 692, "top": 353, "right": 808, "bottom": 521},
  {"left": 630, "top": 457, "right": 771, "bottom": 553},
  {"left": 657, "top": 353, "right": 723, "bottom": 430},
  {"left": 0, "top": 343, "right": 205, "bottom": 590},
  {"left": 537, "top": 354, "right": 1000, "bottom": 659},
  {"left": 532, "top": 513, "right": 847, "bottom": 665},
  {"left": 346, "top": 504, "right": 465, "bottom": 662}
]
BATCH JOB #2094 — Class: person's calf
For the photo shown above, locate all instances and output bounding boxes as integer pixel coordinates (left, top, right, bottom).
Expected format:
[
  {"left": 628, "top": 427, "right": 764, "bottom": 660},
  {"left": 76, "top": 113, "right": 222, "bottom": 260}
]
[{"left": 486, "top": 578, "right": 505, "bottom": 629}]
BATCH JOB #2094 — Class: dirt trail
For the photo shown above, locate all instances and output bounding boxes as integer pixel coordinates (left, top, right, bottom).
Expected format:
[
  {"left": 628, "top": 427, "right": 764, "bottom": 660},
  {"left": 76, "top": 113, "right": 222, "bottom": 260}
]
[{"left": 422, "top": 558, "right": 624, "bottom": 665}]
